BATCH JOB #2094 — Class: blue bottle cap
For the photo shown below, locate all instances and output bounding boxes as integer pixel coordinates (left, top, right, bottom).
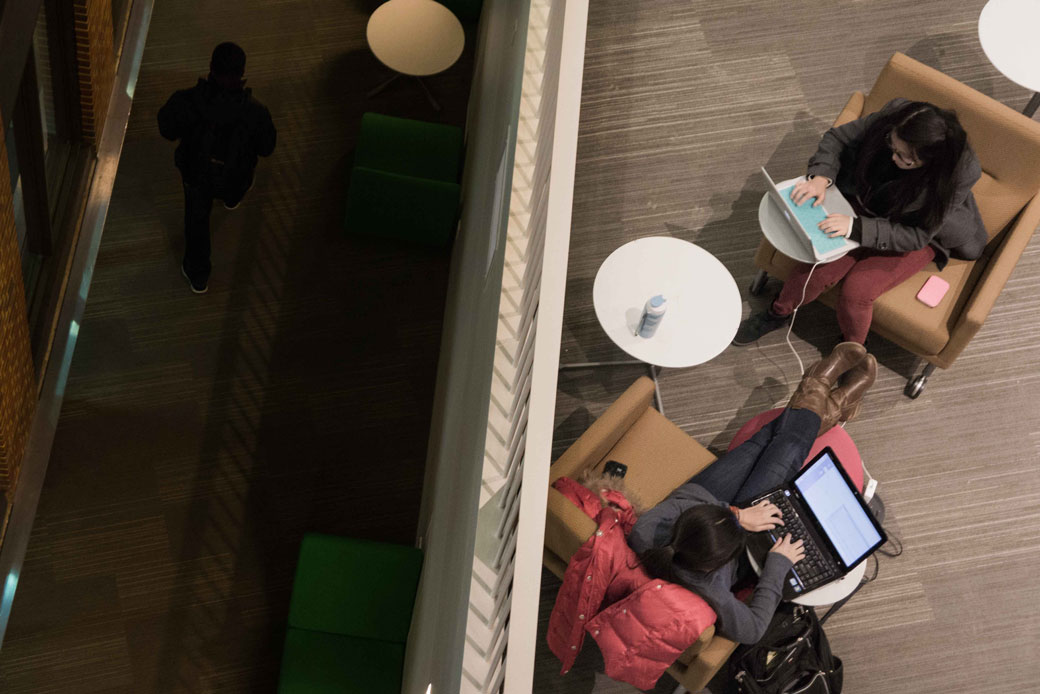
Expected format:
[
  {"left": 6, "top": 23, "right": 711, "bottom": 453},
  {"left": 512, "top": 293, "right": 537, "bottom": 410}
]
[{"left": 650, "top": 295, "right": 665, "bottom": 307}]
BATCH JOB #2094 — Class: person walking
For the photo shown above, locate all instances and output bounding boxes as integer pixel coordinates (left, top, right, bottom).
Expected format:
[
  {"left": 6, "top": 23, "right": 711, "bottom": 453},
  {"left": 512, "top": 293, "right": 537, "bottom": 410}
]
[{"left": 158, "top": 42, "right": 276, "bottom": 294}]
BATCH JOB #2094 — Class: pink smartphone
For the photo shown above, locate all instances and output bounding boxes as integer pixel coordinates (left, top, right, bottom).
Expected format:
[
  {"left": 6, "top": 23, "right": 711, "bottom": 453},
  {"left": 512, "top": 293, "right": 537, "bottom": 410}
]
[{"left": 916, "top": 275, "right": 949, "bottom": 307}]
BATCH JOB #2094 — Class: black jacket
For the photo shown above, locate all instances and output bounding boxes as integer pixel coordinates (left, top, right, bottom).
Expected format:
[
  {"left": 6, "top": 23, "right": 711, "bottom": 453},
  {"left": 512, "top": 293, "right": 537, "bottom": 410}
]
[
  {"left": 807, "top": 98, "right": 987, "bottom": 270},
  {"left": 158, "top": 78, "right": 276, "bottom": 190}
]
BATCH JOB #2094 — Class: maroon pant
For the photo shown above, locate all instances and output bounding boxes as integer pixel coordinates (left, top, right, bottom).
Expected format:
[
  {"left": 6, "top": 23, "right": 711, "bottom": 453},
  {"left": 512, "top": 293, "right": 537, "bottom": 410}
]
[{"left": 773, "top": 246, "right": 936, "bottom": 343}]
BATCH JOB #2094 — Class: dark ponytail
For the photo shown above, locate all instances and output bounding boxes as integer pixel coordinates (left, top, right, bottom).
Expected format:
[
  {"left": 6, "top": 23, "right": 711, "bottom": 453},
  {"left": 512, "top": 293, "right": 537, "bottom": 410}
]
[
  {"left": 638, "top": 505, "right": 746, "bottom": 583},
  {"left": 854, "top": 100, "right": 967, "bottom": 230},
  {"left": 639, "top": 544, "right": 681, "bottom": 584}
]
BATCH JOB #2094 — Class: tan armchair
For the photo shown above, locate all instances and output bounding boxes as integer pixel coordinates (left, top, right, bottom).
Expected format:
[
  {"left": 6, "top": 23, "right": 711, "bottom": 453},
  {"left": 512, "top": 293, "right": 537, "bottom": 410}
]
[
  {"left": 751, "top": 53, "right": 1040, "bottom": 397},
  {"left": 544, "top": 376, "right": 733, "bottom": 693}
]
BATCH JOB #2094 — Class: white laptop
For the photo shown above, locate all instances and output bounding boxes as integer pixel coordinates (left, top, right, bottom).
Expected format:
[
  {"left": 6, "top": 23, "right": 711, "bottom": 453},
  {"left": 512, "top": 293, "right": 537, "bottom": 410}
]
[{"left": 760, "top": 167, "right": 858, "bottom": 263}]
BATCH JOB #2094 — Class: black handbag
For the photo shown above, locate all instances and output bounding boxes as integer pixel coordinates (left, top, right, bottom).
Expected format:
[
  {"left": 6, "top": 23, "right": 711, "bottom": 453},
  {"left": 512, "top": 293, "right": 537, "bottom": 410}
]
[{"left": 729, "top": 604, "right": 844, "bottom": 694}]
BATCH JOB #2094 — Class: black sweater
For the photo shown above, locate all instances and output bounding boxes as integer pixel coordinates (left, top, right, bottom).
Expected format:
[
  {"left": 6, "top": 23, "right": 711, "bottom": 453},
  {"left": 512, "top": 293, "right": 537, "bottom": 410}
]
[
  {"left": 806, "top": 98, "right": 987, "bottom": 270},
  {"left": 158, "top": 78, "right": 276, "bottom": 188},
  {"left": 628, "top": 482, "right": 792, "bottom": 645}
]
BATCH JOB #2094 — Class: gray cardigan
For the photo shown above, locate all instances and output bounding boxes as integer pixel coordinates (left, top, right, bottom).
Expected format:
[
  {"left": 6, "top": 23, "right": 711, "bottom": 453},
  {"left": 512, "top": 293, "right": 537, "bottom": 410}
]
[
  {"left": 628, "top": 482, "right": 793, "bottom": 645},
  {"left": 806, "top": 98, "right": 987, "bottom": 270}
]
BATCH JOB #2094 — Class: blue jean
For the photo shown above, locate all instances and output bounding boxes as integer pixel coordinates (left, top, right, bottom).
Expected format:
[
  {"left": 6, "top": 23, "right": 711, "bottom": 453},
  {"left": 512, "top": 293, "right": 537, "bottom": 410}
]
[{"left": 691, "top": 408, "right": 820, "bottom": 505}]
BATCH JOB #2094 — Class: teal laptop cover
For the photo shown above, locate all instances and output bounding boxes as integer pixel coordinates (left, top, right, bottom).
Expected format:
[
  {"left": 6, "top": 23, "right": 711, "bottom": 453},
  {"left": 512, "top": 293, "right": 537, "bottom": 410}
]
[{"left": 778, "top": 185, "right": 849, "bottom": 255}]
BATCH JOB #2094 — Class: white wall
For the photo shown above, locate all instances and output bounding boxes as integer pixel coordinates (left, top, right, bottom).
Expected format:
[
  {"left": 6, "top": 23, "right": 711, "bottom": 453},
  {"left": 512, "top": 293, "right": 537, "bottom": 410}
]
[{"left": 402, "top": 2, "right": 532, "bottom": 692}]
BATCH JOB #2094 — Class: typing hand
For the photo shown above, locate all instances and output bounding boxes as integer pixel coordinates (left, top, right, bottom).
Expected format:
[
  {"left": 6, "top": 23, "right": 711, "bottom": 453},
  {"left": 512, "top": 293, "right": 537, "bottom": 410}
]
[
  {"left": 769, "top": 534, "right": 806, "bottom": 564},
  {"left": 818, "top": 213, "right": 852, "bottom": 238},
  {"left": 737, "top": 499, "right": 784, "bottom": 532},
  {"left": 790, "top": 176, "right": 828, "bottom": 207}
]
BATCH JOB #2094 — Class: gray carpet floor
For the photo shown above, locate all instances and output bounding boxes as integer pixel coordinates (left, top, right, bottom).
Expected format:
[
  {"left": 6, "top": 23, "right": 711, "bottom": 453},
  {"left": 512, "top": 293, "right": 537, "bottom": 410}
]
[{"left": 538, "top": 1, "right": 1040, "bottom": 693}]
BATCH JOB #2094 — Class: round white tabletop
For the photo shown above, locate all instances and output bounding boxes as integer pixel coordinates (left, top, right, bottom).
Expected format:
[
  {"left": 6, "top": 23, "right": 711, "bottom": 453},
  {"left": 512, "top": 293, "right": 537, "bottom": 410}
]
[
  {"left": 591, "top": 237, "right": 741, "bottom": 368},
  {"left": 367, "top": 0, "right": 465, "bottom": 77},
  {"left": 757, "top": 176, "right": 856, "bottom": 265},
  {"left": 747, "top": 548, "right": 868, "bottom": 607},
  {"left": 978, "top": 0, "right": 1040, "bottom": 94}
]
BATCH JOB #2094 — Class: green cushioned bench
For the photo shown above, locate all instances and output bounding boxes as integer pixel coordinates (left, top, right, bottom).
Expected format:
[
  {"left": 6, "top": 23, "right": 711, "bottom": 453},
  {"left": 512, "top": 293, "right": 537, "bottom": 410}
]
[
  {"left": 345, "top": 113, "right": 464, "bottom": 247},
  {"left": 278, "top": 534, "right": 423, "bottom": 693},
  {"left": 440, "top": 0, "right": 483, "bottom": 22}
]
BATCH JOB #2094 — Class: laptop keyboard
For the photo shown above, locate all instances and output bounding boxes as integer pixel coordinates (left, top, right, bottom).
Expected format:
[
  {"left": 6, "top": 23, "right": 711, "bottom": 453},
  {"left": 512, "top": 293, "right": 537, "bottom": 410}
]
[{"left": 765, "top": 491, "right": 840, "bottom": 591}]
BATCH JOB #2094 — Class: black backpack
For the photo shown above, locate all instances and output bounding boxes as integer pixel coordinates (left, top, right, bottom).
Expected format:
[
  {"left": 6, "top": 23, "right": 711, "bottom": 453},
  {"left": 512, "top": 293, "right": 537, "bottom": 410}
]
[
  {"left": 726, "top": 603, "right": 843, "bottom": 694},
  {"left": 187, "top": 91, "right": 252, "bottom": 196}
]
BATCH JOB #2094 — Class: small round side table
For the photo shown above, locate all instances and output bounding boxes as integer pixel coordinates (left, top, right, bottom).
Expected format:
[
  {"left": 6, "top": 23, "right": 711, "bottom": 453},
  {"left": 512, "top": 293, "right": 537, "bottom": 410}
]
[
  {"left": 979, "top": 0, "right": 1040, "bottom": 117},
  {"left": 366, "top": 0, "right": 465, "bottom": 110},
  {"left": 560, "top": 236, "right": 741, "bottom": 415}
]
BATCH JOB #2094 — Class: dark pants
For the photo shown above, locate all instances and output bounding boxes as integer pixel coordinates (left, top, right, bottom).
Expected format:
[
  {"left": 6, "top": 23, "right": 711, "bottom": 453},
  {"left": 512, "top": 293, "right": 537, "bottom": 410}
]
[
  {"left": 773, "top": 245, "right": 936, "bottom": 343},
  {"left": 182, "top": 177, "right": 251, "bottom": 284},
  {"left": 183, "top": 182, "right": 214, "bottom": 284},
  {"left": 691, "top": 408, "right": 820, "bottom": 505}
]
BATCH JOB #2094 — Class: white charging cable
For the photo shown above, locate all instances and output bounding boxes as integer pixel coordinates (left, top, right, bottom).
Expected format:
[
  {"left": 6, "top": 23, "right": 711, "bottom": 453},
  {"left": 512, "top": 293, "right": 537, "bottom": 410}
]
[
  {"left": 863, "top": 472, "right": 879, "bottom": 503},
  {"left": 782, "top": 259, "right": 823, "bottom": 376},
  {"left": 782, "top": 260, "right": 881, "bottom": 503}
]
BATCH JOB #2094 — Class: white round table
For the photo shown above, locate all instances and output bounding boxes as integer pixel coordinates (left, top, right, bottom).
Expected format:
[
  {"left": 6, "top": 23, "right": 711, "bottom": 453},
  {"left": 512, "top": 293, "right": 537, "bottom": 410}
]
[
  {"left": 979, "top": 0, "right": 1040, "bottom": 116},
  {"left": 366, "top": 0, "right": 465, "bottom": 109},
  {"left": 592, "top": 237, "right": 741, "bottom": 369},
  {"left": 747, "top": 548, "right": 868, "bottom": 607},
  {"left": 757, "top": 176, "right": 856, "bottom": 265}
]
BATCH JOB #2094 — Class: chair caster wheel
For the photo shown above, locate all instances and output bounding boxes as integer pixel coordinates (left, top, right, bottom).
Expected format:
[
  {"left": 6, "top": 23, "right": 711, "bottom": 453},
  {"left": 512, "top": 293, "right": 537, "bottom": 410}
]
[{"left": 905, "top": 374, "right": 927, "bottom": 399}]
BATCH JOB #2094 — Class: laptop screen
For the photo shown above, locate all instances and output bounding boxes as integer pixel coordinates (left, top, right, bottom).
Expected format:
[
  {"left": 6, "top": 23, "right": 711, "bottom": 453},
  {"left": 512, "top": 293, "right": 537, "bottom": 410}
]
[{"left": 794, "top": 450, "right": 883, "bottom": 566}]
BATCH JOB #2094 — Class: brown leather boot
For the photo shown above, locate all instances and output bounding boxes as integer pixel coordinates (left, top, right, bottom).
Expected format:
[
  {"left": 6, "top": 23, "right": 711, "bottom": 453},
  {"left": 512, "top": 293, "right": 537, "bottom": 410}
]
[
  {"left": 832, "top": 353, "right": 877, "bottom": 423},
  {"left": 787, "top": 342, "right": 867, "bottom": 436},
  {"left": 802, "top": 341, "right": 867, "bottom": 390},
  {"left": 788, "top": 378, "right": 842, "bottom": 436}
]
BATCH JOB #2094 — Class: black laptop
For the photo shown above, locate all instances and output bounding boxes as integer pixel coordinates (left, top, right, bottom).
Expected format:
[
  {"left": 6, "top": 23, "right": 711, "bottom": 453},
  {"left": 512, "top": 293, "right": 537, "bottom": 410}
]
[{"left": 747, "top": 446, "right": 886, "bottom": 600}]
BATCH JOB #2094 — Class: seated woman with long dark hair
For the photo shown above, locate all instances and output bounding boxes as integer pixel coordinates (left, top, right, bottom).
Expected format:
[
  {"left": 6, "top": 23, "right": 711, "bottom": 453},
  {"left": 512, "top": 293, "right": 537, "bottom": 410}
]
[
  {"left": 628, "top": 342, "right": 876, "bottom": 644},
  {"left": 733, "top": 99, "right": 987, "bottom": 346}
]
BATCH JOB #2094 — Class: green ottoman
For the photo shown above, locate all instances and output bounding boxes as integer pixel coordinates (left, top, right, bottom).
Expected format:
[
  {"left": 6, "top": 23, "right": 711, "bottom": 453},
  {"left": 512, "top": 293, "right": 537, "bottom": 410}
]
[
  {"left": 439, "top": 0, "right": 484, "bottom": 22},
  {"left": 346, "top": 167, "right": 461, "bottom": 247},
  {"left": 346, "top": 113, "right": 464, "bottom": 246},
  {"left": 279, "top": 629, "right": 404, "bottom": 694},
  {"left": 278, "top": 534, "right": 423, "bottom": 693}
]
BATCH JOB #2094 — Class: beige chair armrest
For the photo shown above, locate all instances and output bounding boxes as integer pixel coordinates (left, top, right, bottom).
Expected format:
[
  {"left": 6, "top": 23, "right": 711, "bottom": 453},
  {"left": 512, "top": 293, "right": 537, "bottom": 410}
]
[
  {"left": 833, "top": 91, "right": 865, "bottom": 127},
  {"left": 939, "top": 192, "right": 1040, "bottom": 367},
  {"left": 667, "top": 632, "right": 739, "bottom": 693},
  {"left": 673, "top": 625, "right": 716, "bottom": 665},
  {"left": 549, "top": 376, "right": 655, "bottom": 484},
  {"left": 543, "top": 486, "right": 598, "bottom": 576}
]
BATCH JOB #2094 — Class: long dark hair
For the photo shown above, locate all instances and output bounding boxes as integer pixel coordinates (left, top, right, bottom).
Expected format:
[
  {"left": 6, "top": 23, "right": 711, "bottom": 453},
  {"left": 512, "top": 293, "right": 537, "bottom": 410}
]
[
  {"left": 638, "top": 505, "right": 746, "bottom": 584},
  {"left": 853, "top": 101, "right": 966, "bottom": 230}
]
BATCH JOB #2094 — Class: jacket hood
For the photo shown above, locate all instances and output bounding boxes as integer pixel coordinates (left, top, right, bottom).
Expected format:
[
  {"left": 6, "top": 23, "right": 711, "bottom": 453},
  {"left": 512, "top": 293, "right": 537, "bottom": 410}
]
[{"left": 193, "top": 78, "right": 250, "bottom": 124}]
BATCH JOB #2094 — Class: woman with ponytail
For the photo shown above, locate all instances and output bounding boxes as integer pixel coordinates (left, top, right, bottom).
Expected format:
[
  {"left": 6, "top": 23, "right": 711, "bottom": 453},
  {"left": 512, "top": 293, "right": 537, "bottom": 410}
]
[
  {"left": 630, "top": 477, "right": 805, "bottom": 645},
  {"left": 734, "top": 98, "right": 987, "bottom": 346},
  {"left": 629, "top": 342, "right": 880, "bottom": 644}
]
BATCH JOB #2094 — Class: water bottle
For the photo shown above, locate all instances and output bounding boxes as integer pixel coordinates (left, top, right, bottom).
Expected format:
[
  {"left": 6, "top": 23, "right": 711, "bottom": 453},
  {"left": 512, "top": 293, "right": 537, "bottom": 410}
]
[{"left": 636, "top": 295, "right": 667, "bottom": 338}]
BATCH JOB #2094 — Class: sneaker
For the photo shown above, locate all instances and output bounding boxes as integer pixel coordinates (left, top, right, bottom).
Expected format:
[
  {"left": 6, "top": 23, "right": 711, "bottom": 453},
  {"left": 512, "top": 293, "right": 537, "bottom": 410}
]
[
  {"left": 223, "top": 181, "right": 253, "bottom": 210},
  {"left": 732, "top": 308, "right": 790, "bottom": 345},
  {"left": 181, "top": 265, "right": 208, "bottom": 294}
]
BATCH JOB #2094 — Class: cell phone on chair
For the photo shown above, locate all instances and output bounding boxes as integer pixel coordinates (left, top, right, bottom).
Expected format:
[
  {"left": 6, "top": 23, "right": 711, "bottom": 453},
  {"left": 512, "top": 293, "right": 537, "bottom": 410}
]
[
  {"left": 603, "top": 460, "right": 628, "bottom": 478},
  {"left": 916, "top": 275, "right": 949, "bottom": 307}
]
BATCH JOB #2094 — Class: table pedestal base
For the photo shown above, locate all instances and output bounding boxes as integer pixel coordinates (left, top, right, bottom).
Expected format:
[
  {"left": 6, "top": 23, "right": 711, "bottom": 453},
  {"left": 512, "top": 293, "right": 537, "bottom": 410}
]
[
  {"left": 559, "top": 361, "right": 664, "bottom": 415},
  {"left": 367, "top": 73, "right": 442, "bottom": 111},
  {"left": 1025, "top": 92, "right": 1040, "bottom": 117}
]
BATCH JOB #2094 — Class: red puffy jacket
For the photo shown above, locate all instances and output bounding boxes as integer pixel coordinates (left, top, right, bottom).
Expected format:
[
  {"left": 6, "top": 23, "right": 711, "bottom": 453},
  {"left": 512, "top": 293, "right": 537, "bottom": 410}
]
[{"left": 546, "top": 478, "right": 717, "bottom": 690}]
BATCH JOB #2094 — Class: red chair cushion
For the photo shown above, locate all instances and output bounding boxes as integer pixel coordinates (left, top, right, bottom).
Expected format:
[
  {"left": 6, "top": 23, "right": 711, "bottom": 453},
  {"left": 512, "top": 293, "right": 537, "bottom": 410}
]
[{"left": 728, "top": 408, "right": 864, "bottom": 491}]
